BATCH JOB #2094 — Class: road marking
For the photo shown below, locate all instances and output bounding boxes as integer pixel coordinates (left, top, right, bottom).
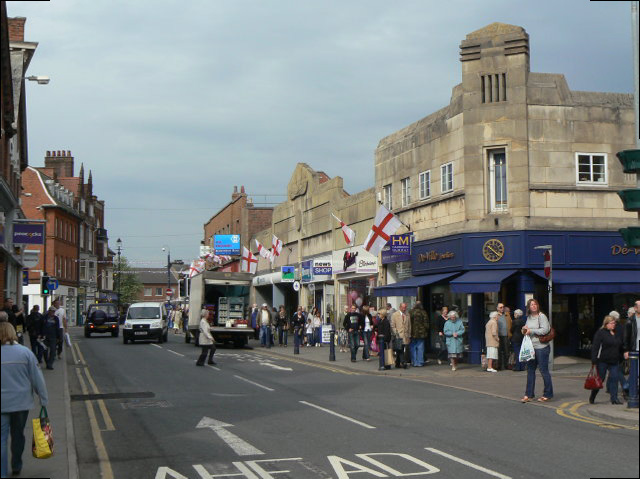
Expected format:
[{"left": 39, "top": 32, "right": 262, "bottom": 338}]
[
  {"left": 299, "top": 401, "right": 376, "bottom": 429},
  {"left": 207, "top": 364, "right": 221, "bottom": 371},
  {"left": 234, "top": 375, "right": 275, "bottom": 391},
  {"left": 255, "top": 350, "right": 357, "bottom": 375},
  {"left": 196, "top": 416, "right": 264, "bottom": 456},
  {"left": 166, "top": 349, "right": 185, "bottom": 357},
  {"left": 259, "top": 362, "right": 293, "bottom": 371},
  {"left": 425, "top": 448, "right": 512, "bottom": 479},
  {"left": 150, "top": 344, "right": 162, "bottom": 349},
  {"left": 555, "top": 401, "right": 638, "bottom": 430}
]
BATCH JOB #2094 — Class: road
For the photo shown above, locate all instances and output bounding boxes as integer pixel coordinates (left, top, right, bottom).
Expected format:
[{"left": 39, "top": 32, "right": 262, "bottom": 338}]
[{"left": 67, "top": 330, "right": 639, "bottom": 479}]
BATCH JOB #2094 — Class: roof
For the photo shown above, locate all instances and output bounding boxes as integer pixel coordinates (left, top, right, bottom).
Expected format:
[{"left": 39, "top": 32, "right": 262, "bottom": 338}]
[{"left": 132, "top": 268, "right": 180, "bottom": 285}]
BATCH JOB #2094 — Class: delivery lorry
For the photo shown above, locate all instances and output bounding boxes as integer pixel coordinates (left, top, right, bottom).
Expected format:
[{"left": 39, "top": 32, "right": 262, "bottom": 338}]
[{"left": 186, "top": 270, "right": 253, "bottom": 348}]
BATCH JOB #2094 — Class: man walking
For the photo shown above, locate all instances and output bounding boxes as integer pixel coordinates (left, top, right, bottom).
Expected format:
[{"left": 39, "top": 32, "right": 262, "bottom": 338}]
[
  {"left": 52, "top": 299, "right": 67, "bottom": 359},
  {"left": 343, "top": 305, "right": 363, "bottom": 362},
  {"left": 391, "top": 303, "right": 411, "bottom": 369},
  {"left": 496, "top": 303, "right": 511, "bottom": 370},
  {"left": 409, "top": 302, "right": 429, "bottom": 367},
  {"left": 25, "top": 305, "right": 44, "bottom": 363},
  {"left": 259, "top": 304, "right": 273, "bottom": 348},
  {"left": 41, "top": 307, "right": 61, "bottom": 370}
]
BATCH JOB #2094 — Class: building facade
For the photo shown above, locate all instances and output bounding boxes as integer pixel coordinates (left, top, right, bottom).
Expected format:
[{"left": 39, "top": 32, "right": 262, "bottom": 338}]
[
  {"left": 373, "top": 23, "right": 640, "bottom": 361},
  {"left": 132, "top": 267, "right": 178, "bottom": 304}
]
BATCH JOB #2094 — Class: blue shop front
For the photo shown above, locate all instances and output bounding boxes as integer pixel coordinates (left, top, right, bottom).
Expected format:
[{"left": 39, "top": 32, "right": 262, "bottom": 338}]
[{"left": 375, "top": 230, "right": 639, "bottom": 363}]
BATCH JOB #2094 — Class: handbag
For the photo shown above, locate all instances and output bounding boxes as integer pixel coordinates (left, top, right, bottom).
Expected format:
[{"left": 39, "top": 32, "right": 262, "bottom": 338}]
[
  {"left": 536, "top": 316, "right": 555, "bottom": 343},
  {"left": 584, "top": 365, "right": 604, "bottom": 390},
  {"left": 32, "top": 406, "right": 54, "bottom": 459},
  {"left": 393, "top": 336, "right": 404, "bottom": 351},
  {"left": 384, "top": 348, "right": 394, "bottom": 366},
  {"left": 370, "top": 332, "right": 379, "bottom": 353}
]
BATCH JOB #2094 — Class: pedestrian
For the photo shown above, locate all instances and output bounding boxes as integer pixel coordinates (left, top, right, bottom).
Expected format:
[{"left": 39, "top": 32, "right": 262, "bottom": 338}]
[
  {"left": 521, "top": 298, "right": 554, "bottom": 403},
  {"left": 1, "top": 321, "right": 49, "bottom": 478},
  {"left": 623, "top": 301, "right": 639, "bottom": 362},
  {"left": 409, "top": 301, "right": 429, "bottom": 367},
  {"left": 589, "top": 315, "right": 624, "bottom": 404},
  {"left": 2, "top": 299, "right": 24, "bottom": 345},
  {"left": 305, "top": 315, "right": 314, "bottom": 346},
  {"left": 391, "top": 303, "right": 411, "bottom": 369},
  {"left": 276, "top": 306, "right": 288, "bottom": 346},
  {"left": 376, "top": 309, "right": 392, "bottom": 370},
  {"left": 485, "top": 311, "right": 500, "bottom": 373},
  {"left": 259, "top": 303, "right": 272, "bottom": 348},
  {"left": 25, "top": 305, "right": 45, "bottom": 363},
  {"left": 343, "top": 304, "right": 364, "bottom": 363},
  {"left": 436, "top": 306, "right": 449, "bottom": 365},
  {"left": 361, "top": 305, "right": 372, "bottom": 360},
  {"left": 41, "top": 307, "right": 62, "bottom": 370},
  {"left": 168, "top": 308, "right": 175, "bottom": 330},
  {"left": 313, "top": 309, "right": 323, "bottom": 347},
  {"left": 250, "top": 304, "right": 259, "bottom": 340},
  {"left": 386, "top": 302, "right": 396, "bottom": 318},
  {"left": 52, "top": 298, "right": 67, "bottom": 359},
  {"left": 196, "top": 309, "right": 217, "bottom": 366},
  {"left": 510, "top": 309, "right": 525, "bottom": 371},
  {"left": 444, "top": 310, "right": 465, "bottom": 371},
  {"left": 173, "top": 308, "right": 183, "bottom": 334},
  {"left": 291, "top": 307, "right": 305, "bottom": 348},
  {"left": 496, "top": 303, "right": 511, "bottom": 370}
]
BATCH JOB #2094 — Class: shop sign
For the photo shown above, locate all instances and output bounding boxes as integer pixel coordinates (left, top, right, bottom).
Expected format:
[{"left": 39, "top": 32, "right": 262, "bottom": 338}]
[
  {"left": 333, "top": 246, "right": 378, "bottom": 274},
  {"left": 13, "top": 223, "right": 45, "bottom": 245},
  {"left": 22, "top": 269, "right": 29, "bottom": 286},
  {"left": 382, "top": 234, "right": 413, "bottom": 264},
  {"left": 356, "top": 257, "right": 378, "bottom": 274},
  {"left": 213, "top": 235, "right": 241, "bottom": 255},
  {"left": 611, "top": 245, "right": 640, "bottom": 256},
  {"left": 301, "top": 260, "right": 313, "bottom": 282},
  {"left": 313, "top": 259, "right": 332, "bottom": 276},
  {"left": 281, "top": 266, "right": 295, "bottom": 283}
]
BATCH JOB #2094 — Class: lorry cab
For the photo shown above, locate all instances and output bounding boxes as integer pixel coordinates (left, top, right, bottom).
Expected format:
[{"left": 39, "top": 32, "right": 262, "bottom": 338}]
[{"left": 123, "top": 302, "right": 169, "bottom": 344}]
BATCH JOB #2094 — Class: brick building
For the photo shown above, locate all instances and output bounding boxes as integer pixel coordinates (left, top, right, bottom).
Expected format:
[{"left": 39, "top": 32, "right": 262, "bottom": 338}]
[
  {"left": 0, "top": 12, "right": 39, "bottom": 303},
  {"left": 132, "top": 268, "right": 179, "bottom": 303},
  {"left": 203, "top": 186, "right": 273, "bottom": 272}
]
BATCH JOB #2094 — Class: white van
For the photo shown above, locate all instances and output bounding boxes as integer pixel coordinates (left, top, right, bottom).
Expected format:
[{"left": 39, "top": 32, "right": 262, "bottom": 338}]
[{"left": 123, "top": 302, "right": 169, "bottom": 344}]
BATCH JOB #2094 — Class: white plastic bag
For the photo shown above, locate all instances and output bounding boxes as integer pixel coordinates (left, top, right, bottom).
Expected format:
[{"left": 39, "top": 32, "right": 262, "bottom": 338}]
[
  {"left": 65, "top": 332, "right": 71, "bottom": 347},
  {"left": 519, "top": 335, "right": 535, "bottom": 363}
]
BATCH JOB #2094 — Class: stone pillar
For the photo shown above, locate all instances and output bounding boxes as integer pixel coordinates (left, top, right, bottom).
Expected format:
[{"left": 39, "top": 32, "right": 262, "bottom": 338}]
[{"left": 468, "top": 293, "right": 484, "bottom": 364}]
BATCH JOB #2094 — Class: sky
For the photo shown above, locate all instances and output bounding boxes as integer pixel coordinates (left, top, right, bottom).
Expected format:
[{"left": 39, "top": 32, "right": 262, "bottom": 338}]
[{"left": 9, "top": 0, "right": 636, "bottom": 266}]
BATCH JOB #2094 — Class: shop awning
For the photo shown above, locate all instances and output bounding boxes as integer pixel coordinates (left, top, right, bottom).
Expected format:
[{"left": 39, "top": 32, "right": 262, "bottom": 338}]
[
  {"left": 373, "top": 272, "right": 460, "bottom": 297},
  {"left": 532, "top": 270, "right": 640, "bottom": 294},
  {"left": 450, "top": 269, "right": 518, "bottom": 293}
]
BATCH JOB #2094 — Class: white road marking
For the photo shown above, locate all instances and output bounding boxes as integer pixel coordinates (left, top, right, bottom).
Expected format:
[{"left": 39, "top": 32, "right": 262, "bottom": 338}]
[
  {"left": 166, "top": 349, "right": 185, "bottom": 357},
  {"left": 207, "top": 365, "right": 221, "bottom": 371},
  {"left": 299, "top": 401, "right": 376, "bottom": 429},
  {"left": 259, "top": 362, "right": 293, "bottom": 371},
  {"left": 425, "top": 448, "right": 512, "bottom": 479},
  {"left": 234, "top": 375, "right": 274, "bottom": 392},
  {"left": 196, "top": 416, "right": 264, "bottom": 456},
  {"left": 150, "top": 344, "right": 162, "bottom": 349}
]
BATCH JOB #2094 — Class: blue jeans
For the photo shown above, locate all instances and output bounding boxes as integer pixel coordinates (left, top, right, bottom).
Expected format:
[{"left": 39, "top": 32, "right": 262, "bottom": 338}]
[
  {"left": 44, "top": 335, "right": 57, "bottom": 368},
  {"left": 525, "top": 345, "right": 553, "bottom": 398},
  {"left": 260, "top": 326, "right": 271, "bottom": 348},
  {"left": 410, "top": 338, "right": 425, "bottom": 366},
  {"left": 1, "top": 410, "right": 30, "bottom": 476},
  {"left": 277, "top": 327, "right": 288, "bottom": 346},
  {"left": 512, "top": 341, "right": 524, "bottom": 371},
  {"left": 362, "top": 331, "right": 371, "bottom": 359},
  {"left": 348, "top": 330, "right": 360, "bottom": 360},
  {"left": 307, "top": 333, "right": 314, "bottom": 345},
  {"left": 314, "top": 327, "right": 322, "bottom": 346},
  {"left": 597, "top": 362, "right": 620, "bottom": 402}
]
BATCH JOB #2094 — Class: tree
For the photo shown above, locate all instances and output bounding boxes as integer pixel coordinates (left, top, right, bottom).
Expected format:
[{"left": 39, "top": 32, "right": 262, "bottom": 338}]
[{"left": 114, "top": 256, "right": 142, "bottom": 307}]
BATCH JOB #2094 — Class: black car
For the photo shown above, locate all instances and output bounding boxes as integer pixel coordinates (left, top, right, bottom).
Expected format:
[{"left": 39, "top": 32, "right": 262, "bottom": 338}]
[{"left": 84, "top": 303, "right": 120, "bottom": 337}]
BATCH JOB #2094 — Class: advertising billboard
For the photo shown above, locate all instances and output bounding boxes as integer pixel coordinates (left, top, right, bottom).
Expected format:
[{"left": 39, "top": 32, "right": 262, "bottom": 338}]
[
  {"left": 213, "top": 235, "right": 241, "bottom": 255},
  {"left": 13, "top": 223, "right": 45, "bottom": 245}
]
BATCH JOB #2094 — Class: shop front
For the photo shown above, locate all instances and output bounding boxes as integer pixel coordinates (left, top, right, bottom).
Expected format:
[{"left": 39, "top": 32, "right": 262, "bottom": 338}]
[
  {"left": 377, "top": 230, "right": 639, "bottom": 364},
  {"left": 333, "top": 245, "right": 378, "bottom": 316},
  {"left": 300, "top": 256, "right": 335, "bottom": 323},
  {"left": 251, "top": 268, "right": 299, "bottom": 318}
]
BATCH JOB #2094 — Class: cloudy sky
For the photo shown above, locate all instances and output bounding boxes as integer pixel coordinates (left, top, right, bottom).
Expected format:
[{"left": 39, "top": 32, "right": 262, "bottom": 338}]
[{"left": 9, "top": 0, "right": 636, "bottom": 266}]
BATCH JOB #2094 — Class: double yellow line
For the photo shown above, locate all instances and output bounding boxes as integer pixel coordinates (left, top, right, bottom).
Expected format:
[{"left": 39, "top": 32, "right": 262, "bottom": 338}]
[
  {"left": 70, "top": 342, "right": 115, "bottom": 479},
  {"left": 556, "top": 401, "right": 638, "bottom": 430}
]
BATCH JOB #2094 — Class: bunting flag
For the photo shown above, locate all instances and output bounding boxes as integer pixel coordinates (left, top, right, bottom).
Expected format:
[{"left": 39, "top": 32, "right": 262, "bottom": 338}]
[
  {"left": 241, "top": 246, "right": 258, "bottom": 274},
  {"left": 188, "top": 259, "right": 206, "bottom": 278},
  {"left": 363, "top": 204, "right": 402, "bottom": 256},
  {"left": 270, "top": 235, "right": 283, "bottom": 263},
  {"left": 331, "top": 213, "right": 355, "bottom": 246},
  {"left": 255, "top": 239, "right": 272, "bottom": 260}
]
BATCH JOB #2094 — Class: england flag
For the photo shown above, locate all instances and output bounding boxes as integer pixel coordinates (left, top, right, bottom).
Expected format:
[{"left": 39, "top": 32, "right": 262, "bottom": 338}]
[{"left": 363, "top": 205, "right": 402, "bottom": 256}]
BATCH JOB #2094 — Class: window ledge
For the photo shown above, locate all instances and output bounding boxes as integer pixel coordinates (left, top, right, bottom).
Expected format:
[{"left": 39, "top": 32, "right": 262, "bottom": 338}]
[
  {"left": 529, "top": 183, "right": 618, "bottom": 192},
  {"left": 391, "top": 190, "right": 464, "bottom": 214}
]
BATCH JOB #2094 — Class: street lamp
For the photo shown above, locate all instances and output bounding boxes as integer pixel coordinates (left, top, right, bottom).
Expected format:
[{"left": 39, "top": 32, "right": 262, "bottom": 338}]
[
  {"left": 162, "top": 246, "right": 171, "bottom": 304},
  {"left": 116, "top": 238, "right": 122, "bottom": 314},
  {"left": 534, "top": 245, "right": 553, "bottom": 370},
  {"left": 25, "top": 75, "right": 50, "bottom": 85}
]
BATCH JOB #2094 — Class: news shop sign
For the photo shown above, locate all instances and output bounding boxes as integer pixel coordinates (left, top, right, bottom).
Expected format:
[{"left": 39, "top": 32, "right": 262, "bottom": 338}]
[{"left": 312, "top": 258, "right": 332, "bottom": 276}]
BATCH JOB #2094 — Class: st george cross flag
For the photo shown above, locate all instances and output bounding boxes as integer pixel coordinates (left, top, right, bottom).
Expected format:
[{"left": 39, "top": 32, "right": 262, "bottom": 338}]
[
  {"left": 189, "top": 259, "right": 206, "bottom": 278},
  {"left": 363, "top": 205, "right": 402, "bottom": 256},
  {"left": 270, "top": 235, "right": 283, "bottom": 262},
  {"left": 255, "top": 239, "right": 272, "bottom": 260},
  {"left": 331, "top": 213, "right": 355, "bottom": 246},
  {"left": 241, "top": 246, "right": 258, "bottom": 274}
]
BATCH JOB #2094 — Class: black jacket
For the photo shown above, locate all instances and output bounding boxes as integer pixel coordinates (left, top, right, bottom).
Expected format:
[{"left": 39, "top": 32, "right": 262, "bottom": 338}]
[
  {"left": 511, "top": 317, "right": 525, "bottom": 344},
  {"left": 591, "top": 329, "right": 623, "bottom": 365},
  {"left": 343, "top": 312, "right": 364, "bottom": 331},
  {"left": 437, "top": 314, "right": 447, "bottom": 333},
  {"left": 291, "top": 313, "right": 305, "bottom": 330},
  {"left": 377, "top": 317, "right": 392, "bottom": 344},
  {"left": 26, "top": 310, "right": 44, "bottom": 336},
  {"left": 624, "top": 316, "right": 639, "bottom": 352}
]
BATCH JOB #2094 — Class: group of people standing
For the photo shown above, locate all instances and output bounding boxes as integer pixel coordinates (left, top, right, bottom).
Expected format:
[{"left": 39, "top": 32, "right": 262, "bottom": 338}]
[
  {"left": 168, "top": 306, "right": 187, "bottom": 334},
  {"left": 250, "top": 303, "right": 326, "bottom": 349}
]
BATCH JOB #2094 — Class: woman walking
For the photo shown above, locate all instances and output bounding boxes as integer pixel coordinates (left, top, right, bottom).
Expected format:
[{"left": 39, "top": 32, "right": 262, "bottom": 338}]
[
  {"left": 173, "top": 308, "right": 183, "bottom": 334},
  {"left": 377, "top": 309, "right": 392, "bottom": 370},
  {"left": 437, "top": 306, "right": 449, "bottom": 365},
  {"left": 510, "top": 309, "right": 525, "bottom": 371},
  {"left": 443, "top": 310, "right": 465, "bottom": 371},
  {"left": 312, "top": 309, "right": 323, "bottom": 347},
  {"left": 196, "top": 309, "right": 217, "bottom": 366},
  {"left": 589, "top": 316, "right": 623, "bottom": 404},
  {"left": 521, "top": 298, "right": 553, "bottom": 402},
  {"left": 361, "top": 305, "right": 373, "bottom": 360},
  {"left": 277, "top": 306, "right": 288, "bottom": 346}
]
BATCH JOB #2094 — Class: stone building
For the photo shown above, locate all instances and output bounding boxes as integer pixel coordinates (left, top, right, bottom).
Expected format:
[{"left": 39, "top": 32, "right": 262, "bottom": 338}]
[{"left": 373, "top": 23, "right": 639, "bottom": 361}]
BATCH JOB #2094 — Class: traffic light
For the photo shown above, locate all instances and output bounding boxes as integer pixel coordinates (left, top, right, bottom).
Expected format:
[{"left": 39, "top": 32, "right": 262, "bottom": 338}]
[
  {"left": 41, "top": 275, "right": 50, "bottom": 295},
  {"left": 616, "top": 149, "right": 640, "bottom": 247}
]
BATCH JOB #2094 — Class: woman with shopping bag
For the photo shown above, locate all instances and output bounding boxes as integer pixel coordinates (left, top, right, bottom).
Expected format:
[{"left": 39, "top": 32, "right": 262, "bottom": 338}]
[
  {"left": 0, "top": 321, "right": 49, "bottom": 477},
  {"left": 521, "top": 299, "right": 554, "bottom": 403},
  {"left": 588, "top": 316, "right": 624, "bottom": 404}
]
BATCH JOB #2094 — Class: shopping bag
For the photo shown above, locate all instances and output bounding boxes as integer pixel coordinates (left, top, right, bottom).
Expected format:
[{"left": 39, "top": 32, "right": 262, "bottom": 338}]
[
  {"left": 584, "top": 365, "right": 604, "bottom": 390},
  {"left": 32, "top": 407, "right": 54, "bottom": 459},
  {"left": 384, "top": 348, "right": 394, "bottom": 366},
  {"left": 65, "top": 332, "right": 72, "bottom": 347},
  {"left": 370, "top": 333, "right": 379, "bottom": 353},
  {"left": 519, "top": 335, "right": 535, "bottom": 363}
]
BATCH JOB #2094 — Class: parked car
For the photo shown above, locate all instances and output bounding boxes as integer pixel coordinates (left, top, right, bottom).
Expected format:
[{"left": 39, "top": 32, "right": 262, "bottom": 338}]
[
  {"left": 84, "top": 303, "right": 120, "bottom": 338},
  {"left": 122, "top": 302, "right": 169, "bottom": 344}
]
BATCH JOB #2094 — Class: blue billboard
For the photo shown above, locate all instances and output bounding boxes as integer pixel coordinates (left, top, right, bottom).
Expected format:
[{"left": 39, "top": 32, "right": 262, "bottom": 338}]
[{"left": 214, "top": 235, "right": 241, "bottom": 255}]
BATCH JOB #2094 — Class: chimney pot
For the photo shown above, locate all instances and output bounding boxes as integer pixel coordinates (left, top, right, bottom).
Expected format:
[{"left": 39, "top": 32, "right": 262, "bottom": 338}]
[
  {"left": 241, "top": 186, "right": 245, "bottom": 193},
  {"left": 46, "top": 150, "right": 50, "bottom": 156}
]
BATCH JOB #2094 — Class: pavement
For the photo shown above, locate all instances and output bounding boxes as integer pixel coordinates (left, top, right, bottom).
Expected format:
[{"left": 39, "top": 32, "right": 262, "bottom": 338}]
[{"left": 252, "top": 338, "right": 640, "bottom": 428}]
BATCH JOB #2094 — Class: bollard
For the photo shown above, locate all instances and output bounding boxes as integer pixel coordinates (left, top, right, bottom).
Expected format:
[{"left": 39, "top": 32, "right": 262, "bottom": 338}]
[
  {"left": 378, "top": 335, "right": 386, "bottom": 371},
  {"left": 294, "top": 327, "right": 300, "bottom": 355},
  {"left": 329, "top": 325, "right": 336, "bottom": 361},
  {"left": 628, "top": 351, "right": 639, "bottom": 409}
]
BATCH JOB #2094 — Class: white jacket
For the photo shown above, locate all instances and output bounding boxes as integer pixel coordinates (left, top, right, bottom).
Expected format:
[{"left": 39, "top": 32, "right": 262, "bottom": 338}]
[{"left": 199, "top": 319, "right": 214, "bottom": 345}]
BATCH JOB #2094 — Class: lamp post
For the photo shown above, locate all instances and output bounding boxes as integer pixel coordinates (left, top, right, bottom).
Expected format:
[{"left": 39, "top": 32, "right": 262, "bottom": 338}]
[
  {"left": 534, "top": 245, "right": 553, "bottom": 371},
  {"left": 162, "top": 246, "right": 171, "bottom": 305},
  {"left": 116, "top": 238, "right": 122, "bottom": 315}
]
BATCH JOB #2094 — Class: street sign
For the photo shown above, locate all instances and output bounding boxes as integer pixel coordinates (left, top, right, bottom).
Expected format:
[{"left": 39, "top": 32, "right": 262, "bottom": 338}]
[
  {"left": 292, "top": 281, "right": 300, "bottom": 292},
  {"left": 281, "top": 266, "right": 295, "bottom": 283},
  {"left": 22, "top": 270, "right": 29, "bottom": 286},
  {"left": 166, "top": 288, "right": 173, "bottom": 295},
  {"left": 47, "top": 278, "right": 59, "bottom": 290},
  {"left": 544, "top": 250, "right": 551, "bottom": 279}
]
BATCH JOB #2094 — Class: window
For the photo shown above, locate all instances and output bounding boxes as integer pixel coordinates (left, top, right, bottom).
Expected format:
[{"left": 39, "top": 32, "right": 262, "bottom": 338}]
[
  {"left": 576, "top": 153, "right": 607, "bottom": 185},
  {"left": 383, "top": 184, "right": 393, "bottom": 210},
  {"left": 481, "top": 73, "right": 507, "bottom": 103},
  {"left": 79, "top": 225, "right": 85, "bottom": 250},
  {"left": 441, "top": 162, "right": 454, "bottom": 193},
  {"left": 80, "top": 260, "right": 87, "bottom": 281},
  {"left": 401, "top": 178, "right": 411, "bottom": 207},
  {"left": 156, "top": 287, "right": 163, "bottom": 296},
  {"left": 144, "top": 288, "right": 152, "bottom": 297},
  {"left": 419, "top": 171, "right": 431, "bottom": 199},
  {"left": 489, "top": 150, "right": 508, "bottom": 211}
]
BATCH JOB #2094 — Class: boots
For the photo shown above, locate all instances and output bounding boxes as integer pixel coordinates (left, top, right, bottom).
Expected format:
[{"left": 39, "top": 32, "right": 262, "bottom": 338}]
[{"left": 589, "top": 389, "right": 598, "bottom": 404}]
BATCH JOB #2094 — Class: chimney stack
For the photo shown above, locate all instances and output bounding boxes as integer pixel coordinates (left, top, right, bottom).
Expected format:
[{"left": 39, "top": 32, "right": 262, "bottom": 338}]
[
  {"left": 44, "top": 150, "right": 75, "bottom": 178},
  {"left": 7, "top": 17, "right": 26, "bottom": 42}
]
